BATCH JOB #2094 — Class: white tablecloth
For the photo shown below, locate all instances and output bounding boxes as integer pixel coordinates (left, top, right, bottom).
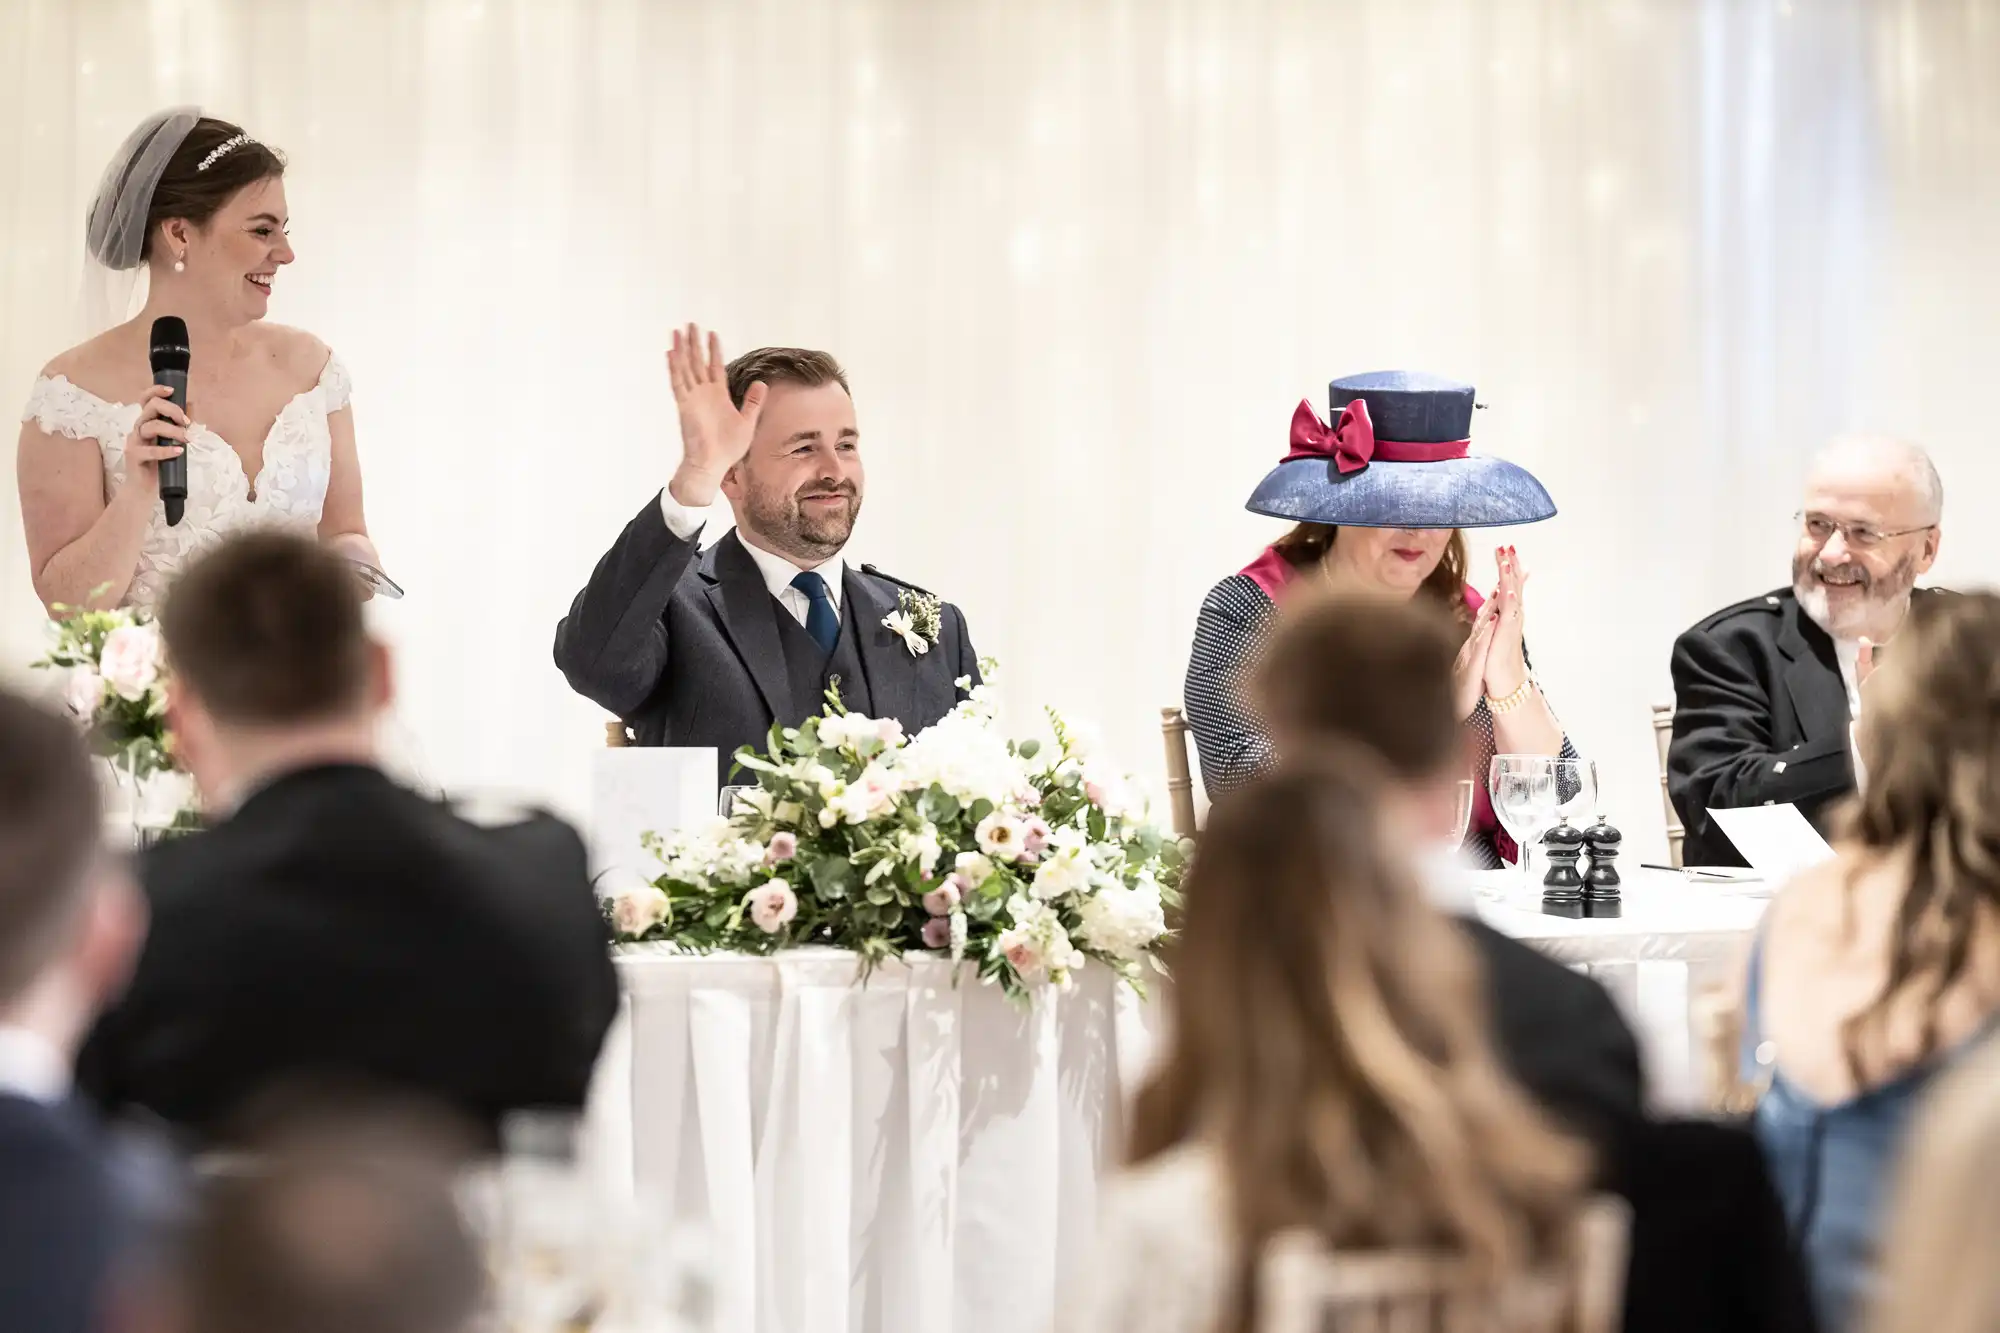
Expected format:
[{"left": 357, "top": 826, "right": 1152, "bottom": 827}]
[
  {"left": 584, "top": 948, "right": 1162, "bottom": 1333},
  {"left": 583, "top": 870, "right": 1764, "bottom": 1333},
  {"left": 1469, "top": 867, "right": 1769, "bottom": 1108}
]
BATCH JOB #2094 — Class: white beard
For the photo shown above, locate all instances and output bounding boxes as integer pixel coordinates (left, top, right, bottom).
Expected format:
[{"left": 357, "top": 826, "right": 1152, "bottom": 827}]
[{"left": 1795, "top": 579, "right": 1833, "bottom": 633}]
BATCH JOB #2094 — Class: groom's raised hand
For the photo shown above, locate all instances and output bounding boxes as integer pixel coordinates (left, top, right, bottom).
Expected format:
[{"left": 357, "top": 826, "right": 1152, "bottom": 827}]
[{"left": 666, "top": 324, "right": 768, "bottom": 508}]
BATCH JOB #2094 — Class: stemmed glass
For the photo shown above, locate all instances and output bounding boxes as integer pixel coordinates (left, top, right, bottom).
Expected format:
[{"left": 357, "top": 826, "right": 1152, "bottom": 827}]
[
  {"left": 1489, "top": 757, "right": 1599, "bottom": 888},
  {"left": 1450, "top": 779, "right": 1477, "bottom": 849},
  {"left": 1489, "top": 755, "right": 1558, "bottom": 885},
  {"left": 1553, "top": 758, "right": 1598, "bottom": 830}
]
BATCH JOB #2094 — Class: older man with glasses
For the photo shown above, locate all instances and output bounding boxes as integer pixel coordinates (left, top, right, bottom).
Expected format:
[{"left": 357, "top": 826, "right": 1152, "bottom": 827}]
[{"left": 1668, "top": 436, "right": 1945, "bottom": 867}]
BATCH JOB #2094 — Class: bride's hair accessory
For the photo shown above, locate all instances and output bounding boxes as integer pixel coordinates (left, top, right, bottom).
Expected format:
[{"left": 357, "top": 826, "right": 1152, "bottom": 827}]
[{"left": 196, "top": 133, "right": 252, "bottom": 172}]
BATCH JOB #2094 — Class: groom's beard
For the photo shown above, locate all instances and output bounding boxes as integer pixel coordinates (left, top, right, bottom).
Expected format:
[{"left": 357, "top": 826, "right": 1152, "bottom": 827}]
[{"left": 744, "top": 475, "right": 861, "bottom": 563}]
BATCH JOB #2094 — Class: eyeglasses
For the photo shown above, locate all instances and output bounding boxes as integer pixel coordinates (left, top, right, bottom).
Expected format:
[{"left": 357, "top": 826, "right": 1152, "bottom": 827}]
[{"left": 1796, "top": 511, "right": 1935, "bottom": 552}]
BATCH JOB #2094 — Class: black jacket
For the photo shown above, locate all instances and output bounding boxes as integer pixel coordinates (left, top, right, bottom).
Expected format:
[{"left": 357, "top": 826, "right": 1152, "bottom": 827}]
[
  {"left": 1467, "top": 923, "right": 1815, "bottom": 1333},
  {"left": 78, "top": 765, "right": 620, "bottom": 1149},
  {"left": 554, "top": 497, "right": 978, "bottom": 780},
  {"left": 1668, "top": 587, "right": 1904, "bottom": 866},
  {"left": 1464, "top": 919, "right": 1645, "bottom": 1147}
]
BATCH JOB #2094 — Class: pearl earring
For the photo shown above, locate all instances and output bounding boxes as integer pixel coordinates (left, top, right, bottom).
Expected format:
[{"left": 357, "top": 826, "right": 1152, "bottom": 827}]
[{"left": 173, "top": 253, "right": 186, "bottom": 273}]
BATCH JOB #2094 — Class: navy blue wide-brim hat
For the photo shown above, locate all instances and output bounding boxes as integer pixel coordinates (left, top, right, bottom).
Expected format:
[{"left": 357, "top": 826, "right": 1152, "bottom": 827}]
[{"left": 1246, "top": 370, "right": 1556, "bottom": 529}]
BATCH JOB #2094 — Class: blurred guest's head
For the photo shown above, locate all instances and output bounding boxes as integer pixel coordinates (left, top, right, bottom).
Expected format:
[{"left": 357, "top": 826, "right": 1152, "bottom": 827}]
[
  {"left": 0, "top": 688, "right": 144, "bottom": 1052},
  {"left": 1253, "top": 587, "right": 1468, "bottom": 847},
  {"left": 721, "top": 346, "right": 863, "bottom": 565},
  {"left": 159, "top": 532, "right": 389, "bottom": 809},
  {"left": 176, "top": 1103, "right": 483, "bottom": 1333},
  {"left": 1792, "top": 435, "right": 1942, "bottom": 643},
  {"left": 1841, "top": 589, "right": 2000, "bottom": 1080},
  {"left": 1870, "top": 1035, "right": 2000, "bottom": 1333},
  {"left": 1129, "top": 756, "right": 1586, "bottom": 1333}
]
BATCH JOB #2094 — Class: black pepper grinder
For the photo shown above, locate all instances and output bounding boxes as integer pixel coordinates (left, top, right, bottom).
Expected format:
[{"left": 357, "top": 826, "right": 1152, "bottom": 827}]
[
  {"left": 1583, "top": 819, "right": 1623, "bottom": 918},
  {"left": 1540, "top": 819, "right": 1586, "bottom": 918}
]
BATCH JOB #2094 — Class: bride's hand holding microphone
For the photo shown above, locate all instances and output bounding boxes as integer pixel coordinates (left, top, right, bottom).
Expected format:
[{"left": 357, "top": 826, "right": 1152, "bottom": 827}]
[
  {"left": 119, "top": 385, "right": 189, "bottom": 501},
  {"left": 665, "top": 324, "right": 769, "bottom": 508}
]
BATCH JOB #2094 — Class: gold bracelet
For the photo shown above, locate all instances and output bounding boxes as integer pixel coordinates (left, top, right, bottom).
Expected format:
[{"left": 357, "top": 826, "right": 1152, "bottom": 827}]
[{"left": 1485, "top": 677, "right": 1536, "bottom": 715}]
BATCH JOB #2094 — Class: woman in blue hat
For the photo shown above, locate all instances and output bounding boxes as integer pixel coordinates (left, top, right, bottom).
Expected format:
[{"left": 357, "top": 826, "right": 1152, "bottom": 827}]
[{"left": 1184, "top": 372, "right": 1578, "bottom": 868}]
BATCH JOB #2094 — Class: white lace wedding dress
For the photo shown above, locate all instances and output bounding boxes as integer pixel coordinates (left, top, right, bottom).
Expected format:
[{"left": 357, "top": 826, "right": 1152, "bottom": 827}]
[
  {"left": 21, "top": 353, "right": 435, "bottom": 794},
  {"left": 20, "top": 352, "right": 347, "bottom": 612}
]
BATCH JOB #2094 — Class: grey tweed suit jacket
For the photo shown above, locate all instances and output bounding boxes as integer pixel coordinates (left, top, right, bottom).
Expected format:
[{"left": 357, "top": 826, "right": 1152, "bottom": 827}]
[{"left": 554, "top": 493, "right": 979, "bottom": 780}]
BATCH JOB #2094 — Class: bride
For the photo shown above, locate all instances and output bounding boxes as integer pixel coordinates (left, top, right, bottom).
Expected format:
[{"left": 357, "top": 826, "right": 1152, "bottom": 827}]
[{"left": 16, "top": 108, "right": 382, "bottom": 614}]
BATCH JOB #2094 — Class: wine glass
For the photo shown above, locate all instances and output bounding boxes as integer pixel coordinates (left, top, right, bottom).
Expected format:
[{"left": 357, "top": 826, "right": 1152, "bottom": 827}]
[
  {"left": 1552, "top": 758, "right": 1598, "bottom": 829},
  {"left": 1450, "top": 779, "right": 1477, "bottom": 849},
  {"left": 1489, "top": 755, "right": 1559, "bottom": 885}
]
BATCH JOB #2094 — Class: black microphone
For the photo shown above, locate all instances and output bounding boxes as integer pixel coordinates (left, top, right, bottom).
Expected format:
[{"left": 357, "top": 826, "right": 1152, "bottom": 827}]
[{"left": 149, "top": 316, "right": 190, "bottom": 526}]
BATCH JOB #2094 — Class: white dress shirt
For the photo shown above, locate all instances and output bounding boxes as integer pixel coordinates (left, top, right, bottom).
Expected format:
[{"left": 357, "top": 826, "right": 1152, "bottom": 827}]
[
  {"left": 658, "top": 488, "right": 845, "bottom": 629},
  {"left": 1834, "top": 638, "right": 1862, "bottom": 718},
  {"left": 0, "top": 1026, "right": 69, "bottom": 1104}
]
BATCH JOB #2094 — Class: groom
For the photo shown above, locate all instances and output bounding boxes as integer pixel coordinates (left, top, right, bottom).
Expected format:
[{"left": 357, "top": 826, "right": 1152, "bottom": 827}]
[{"left": 554, "top": 325, "right": 979, "bottom": 779}]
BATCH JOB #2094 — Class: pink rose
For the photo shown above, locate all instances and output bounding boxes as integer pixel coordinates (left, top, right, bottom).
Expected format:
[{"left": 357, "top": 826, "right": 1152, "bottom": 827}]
[
  {"left": 1021, "top": 817, "right": 1051, "bottom": 858},
  {"left": 922, "top": 880, "right": 961, "bottom": 917},
  {"left": 1084, "top": 780, "right": 1107, "bottom": 807},
  {"left": 748, "top": 882, "right": 799, "bottom": 934},
  {"left": 765, "top": 832, "right": 798, "bottom": 864},
  {"left": 609, "top": 887, "right": 669, "bottom": 937},
  {"left": 98, "top": 624, "right": 162, "bottom": 702},
  {"left": 1004, "top": 940, "right": 1039, "bottom": 973},
  {"left": 921, "top": 916, "right": 952, "bottom": 949}
]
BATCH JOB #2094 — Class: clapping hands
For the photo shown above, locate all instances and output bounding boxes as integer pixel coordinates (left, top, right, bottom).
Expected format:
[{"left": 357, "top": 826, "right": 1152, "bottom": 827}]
[{"left": 1453, "top": 544, "right": 1533, "bottom": 716}]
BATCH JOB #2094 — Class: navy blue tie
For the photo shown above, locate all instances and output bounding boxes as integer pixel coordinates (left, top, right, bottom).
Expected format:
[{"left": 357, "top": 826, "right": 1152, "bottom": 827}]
[{"left": 791, "top": 571, "right": 840, "bottom": 655}]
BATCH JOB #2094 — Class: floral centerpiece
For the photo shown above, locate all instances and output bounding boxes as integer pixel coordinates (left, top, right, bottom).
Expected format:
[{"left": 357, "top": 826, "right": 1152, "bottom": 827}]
[
  {"left": 606, "top": 668, "right": 1186, "bottom": 997},
  {"left": 32, "top": 598, "right": 195, "bottom": 833}
]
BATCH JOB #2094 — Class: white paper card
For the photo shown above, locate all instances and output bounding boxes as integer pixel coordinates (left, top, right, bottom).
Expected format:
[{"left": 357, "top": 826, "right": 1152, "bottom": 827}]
[
  {"left": 590, "top": 747, "right": 718, "bottom": 892},
  {"left": 1706, "top": 803, "right": 1836, "bottom": 885}
]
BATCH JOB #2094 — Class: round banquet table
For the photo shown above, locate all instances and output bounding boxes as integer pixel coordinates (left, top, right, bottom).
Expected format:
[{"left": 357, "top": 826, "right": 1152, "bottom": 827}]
[{"left": 582, "top": 870, "right": 1767, "bottom": 1333}]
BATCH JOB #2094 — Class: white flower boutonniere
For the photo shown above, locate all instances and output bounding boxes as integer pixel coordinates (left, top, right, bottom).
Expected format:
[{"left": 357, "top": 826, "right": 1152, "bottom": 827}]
[{"left": 882, "top": 588, "right": 943, "bottom": 657}]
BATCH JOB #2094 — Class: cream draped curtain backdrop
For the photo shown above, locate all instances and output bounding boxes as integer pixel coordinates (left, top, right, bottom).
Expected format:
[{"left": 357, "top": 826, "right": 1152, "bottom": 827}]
[{"left": 3, "top": 0, "right": 1995, "bottom": 850}]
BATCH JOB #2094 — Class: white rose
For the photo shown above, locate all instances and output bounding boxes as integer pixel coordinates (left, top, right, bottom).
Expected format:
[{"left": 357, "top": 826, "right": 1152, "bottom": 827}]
[
  {"left": 1073, "top": 882, "right": 1167, "bottom": 960},
  {"left": 98, "top": 623, "right": 162, "bottom": 702},
  {"left": 609, "top": 886, "right": 670, "bottom": 937},
  {"left": 64, "top": 666, "right": 104, "bottom": 718},
  {"left": 955, "top": 851, "right": 997, "bottom": 885}
]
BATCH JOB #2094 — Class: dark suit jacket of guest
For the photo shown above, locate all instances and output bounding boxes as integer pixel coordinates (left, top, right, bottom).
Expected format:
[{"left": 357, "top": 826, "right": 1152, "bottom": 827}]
[
  {"left": 554, "top": 495, "right": 978, "bottom": 781},
  {"left": 1463, "top": 920, "right": 1645, "bottom": 1148},
  {"left": 1610, "top": 1116, "right": 1821, "bottom": 1333},
  {"left": 0, "top": 1095, "right": 124, "bottom": 1333},
  {"left": 1668, "top": 586, "right": 1946, "bottom": 867},
  {"left": 1465, "top": 926, "right": 1817, "bottom": 1332},
  {"left": 77, "top": 765, "right": 620, "bottom": 1149}
]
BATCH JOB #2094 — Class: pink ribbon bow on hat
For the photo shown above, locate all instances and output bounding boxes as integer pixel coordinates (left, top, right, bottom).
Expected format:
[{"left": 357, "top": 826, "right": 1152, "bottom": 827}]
[
  {"left": 1284, "top": 398, "right": 1376, "bottom": 473},
  {"left": 1282, "top": 397, "right": 1471, "bottom": 471}
]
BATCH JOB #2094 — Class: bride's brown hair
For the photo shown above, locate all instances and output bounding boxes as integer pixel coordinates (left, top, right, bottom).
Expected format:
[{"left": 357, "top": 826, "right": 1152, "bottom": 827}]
[
  {"left": 1128, "top": 752, "right": 1588, "bottom": 1332},
  {"left": 110, "top": 117, "right": 286, "bottom": 266}
]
